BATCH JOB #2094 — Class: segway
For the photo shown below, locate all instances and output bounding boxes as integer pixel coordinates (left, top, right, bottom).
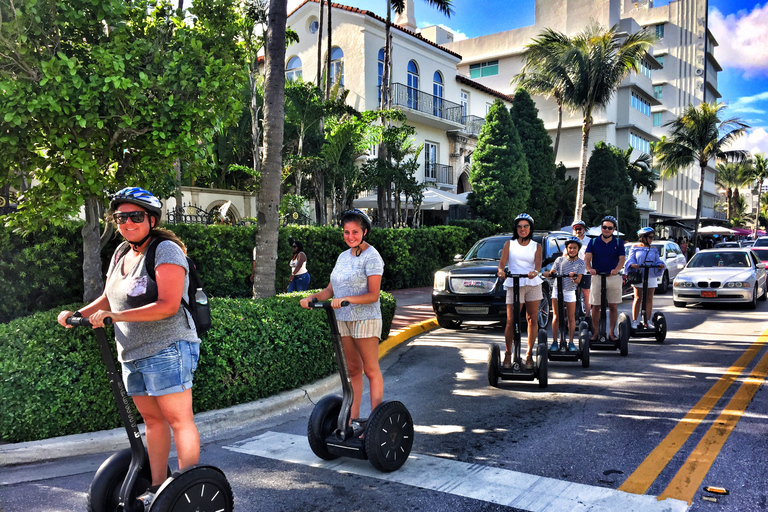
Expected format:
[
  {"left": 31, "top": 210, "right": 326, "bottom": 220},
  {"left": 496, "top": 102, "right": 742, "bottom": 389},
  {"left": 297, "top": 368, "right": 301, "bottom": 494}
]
[
  {"left": 629, "top": 263, "right": 667, "bottom": 343},
  {"left": 66, "top": 315, "right": 233, "bottom": 512},
  {"left": 487, "top": 272, "right": 548, "bottom": 388},
  {"left": 589, "top": 273, "right": 629, "bottom": 356},
  {"left": 547, "top": 271, "right": 590, "bottom": 368},
  {"left": 306, "top": 300, "right": 414, "bottom": 472}
]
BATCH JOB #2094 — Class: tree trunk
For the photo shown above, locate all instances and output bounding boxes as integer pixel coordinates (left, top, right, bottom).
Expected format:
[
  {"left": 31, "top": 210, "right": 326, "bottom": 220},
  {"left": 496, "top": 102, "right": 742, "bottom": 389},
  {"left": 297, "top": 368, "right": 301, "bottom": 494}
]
[
  {"left": 82, "top": 196, "right": 103, "bottom": 302},
  {"left": 573, "top": 118, "right": 592, "bottom": 222},
  {"left": 692, "top": 162, "right": 706, "bottom": 250},
  {"left": 553, "top": 101, "right": 563, "bottom": 162},
  {"left": 316, "top": 0, "right": 324, "bottom": 88},
  {"left": 252, "top": 0, "right": 288, "bottom": 299}
]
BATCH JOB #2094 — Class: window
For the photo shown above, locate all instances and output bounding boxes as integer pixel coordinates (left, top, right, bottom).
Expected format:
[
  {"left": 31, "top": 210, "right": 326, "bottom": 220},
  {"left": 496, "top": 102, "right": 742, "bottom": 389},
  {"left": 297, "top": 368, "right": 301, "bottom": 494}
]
[
  {"left": 460, "top": 90, "right": 468, "bottom": 122},
  {"left": 407, "top": 60, "right": 419, "bottom": 109},
  {"left": 330, "top": 47, "right": 344, "bottom": 86},
  {"left": 630, "top": 132, "right": 651, "bottom": 155},
  {"left": 469, "top": 60, "right": 499, "bottom": 79},
  {"left": 655, "top": 24, "right": 665, "bottom": 39},
  {"left": 654, "top": 85, "right": 663, "bottom": 99},
  {"left": 286, "top": 56, "right": 302, "bottom": 81},
  {"left": 309, "top": 20, "right": 319, "bottom": 34},
  {"left": 378, "top": 48, "right": 385, "bottom": 103},
  {"left": 640, "top": 59, "right": 652, "bottom": 79},
  {"left": 424, "top": 142, "right": 437, "bottom": 180},
  {"left": 631, "top": 92, "right": 651, "bottom": 116},
  {"left": 433, "top": 71, "right": 444, "bottom": 117},
  {"left": 656, "top": 55, "right": 664, "bottom": 68},
  {"left": 653, "top": 112, "right": 663, "bottom": 127}
]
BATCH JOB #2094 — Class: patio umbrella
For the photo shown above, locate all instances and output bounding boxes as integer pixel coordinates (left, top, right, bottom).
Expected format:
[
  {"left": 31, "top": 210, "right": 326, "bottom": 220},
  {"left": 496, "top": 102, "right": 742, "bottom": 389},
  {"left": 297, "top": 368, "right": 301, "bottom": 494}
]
[{"left": 698, "top": 225, "right": 736, "bottom": 236}]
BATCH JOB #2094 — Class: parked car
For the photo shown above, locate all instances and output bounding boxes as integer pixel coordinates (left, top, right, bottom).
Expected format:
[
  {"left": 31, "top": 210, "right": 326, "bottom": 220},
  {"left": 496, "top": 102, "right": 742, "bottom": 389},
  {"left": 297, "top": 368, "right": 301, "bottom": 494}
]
[
  {"left": 741, "top": 240, "right": 755, "bottom": 248},
  {"left": 623, "top": 240, "right": 686, "bottom": 294},
  {"left": 752, "top": 236, "right": 768, "bottom": 247},
  {"left": 751, "top": 247, "right": 768, "bottom": 262},
  {"left": 672, "top": 248, "right": 767, "bottom": 308},
  {"left": 714, "top": 241, "right": 741, "bottom": 248},
  {"left": 431, "top": 231, "right": 572, "bottom": 329}
]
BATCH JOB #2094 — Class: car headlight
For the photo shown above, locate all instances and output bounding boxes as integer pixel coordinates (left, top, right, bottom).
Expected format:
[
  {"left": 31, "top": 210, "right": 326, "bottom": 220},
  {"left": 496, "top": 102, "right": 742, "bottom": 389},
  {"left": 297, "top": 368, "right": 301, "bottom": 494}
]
[
  {"left": 434, "top": 271, "right": 447, "bottom": 291},
  {"left": 674, "top": 280, "right": 694, "bottom": 288},
  {"left": 724, "top": 282, "right": 751, "bottom": 288}
]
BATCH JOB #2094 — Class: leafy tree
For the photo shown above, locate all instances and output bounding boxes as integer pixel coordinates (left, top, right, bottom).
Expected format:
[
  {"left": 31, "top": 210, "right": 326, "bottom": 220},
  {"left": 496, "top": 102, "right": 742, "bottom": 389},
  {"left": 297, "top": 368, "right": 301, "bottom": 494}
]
[
  {"left": 551, "top": 162, "right": 577, "bottom": 227},
  {"left": 583, "top": 142, "right": 640, "bottom": 237},
  {"left": 655, "top": 102, "right": 749, "bottom": 248},
  {"left": 0, "top": 0, "right": 244, "bottom": 300},
  {"left": 510, "top": 88, "right": 556, "bottom": 230},
  {"left": 467, "top": 100, "right": 530, "bottom": 229}
]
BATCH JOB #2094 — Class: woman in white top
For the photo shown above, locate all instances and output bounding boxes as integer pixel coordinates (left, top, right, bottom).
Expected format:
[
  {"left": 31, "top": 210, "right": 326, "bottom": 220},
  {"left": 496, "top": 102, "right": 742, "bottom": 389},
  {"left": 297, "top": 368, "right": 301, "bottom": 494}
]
[
  {"left": 287, "top": 240, "right": 310, "bottom": 292},
  {"left": 497, "top": 213, "right": 543, "bottom": 369}
]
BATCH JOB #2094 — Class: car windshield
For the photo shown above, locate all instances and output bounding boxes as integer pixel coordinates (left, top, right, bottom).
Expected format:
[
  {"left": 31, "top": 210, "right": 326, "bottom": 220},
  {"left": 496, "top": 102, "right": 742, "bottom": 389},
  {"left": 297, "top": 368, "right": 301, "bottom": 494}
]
[
  {"left": 688, "top": 251, "right": 751, "bottom": 268},
  {"left": 463, "top": 238, "right": 508, "bottom": 260}
]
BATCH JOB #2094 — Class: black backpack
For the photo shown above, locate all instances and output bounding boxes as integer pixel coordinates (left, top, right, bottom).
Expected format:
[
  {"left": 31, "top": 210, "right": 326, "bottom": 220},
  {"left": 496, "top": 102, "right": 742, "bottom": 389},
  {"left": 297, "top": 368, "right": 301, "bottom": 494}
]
[{"left": 116, "top": 239, "right": 212, "bottom": 337}]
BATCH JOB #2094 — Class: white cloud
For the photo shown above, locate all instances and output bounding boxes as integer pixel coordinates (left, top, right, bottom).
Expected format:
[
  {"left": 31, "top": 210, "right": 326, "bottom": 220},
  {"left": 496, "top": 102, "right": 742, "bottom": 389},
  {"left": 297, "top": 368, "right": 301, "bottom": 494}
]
[
  {"left": 709, "top": 4, "right": 768, "bottom": 77},
  {"left": 730, "top": 127, "right": 768, "bottom": 157}
]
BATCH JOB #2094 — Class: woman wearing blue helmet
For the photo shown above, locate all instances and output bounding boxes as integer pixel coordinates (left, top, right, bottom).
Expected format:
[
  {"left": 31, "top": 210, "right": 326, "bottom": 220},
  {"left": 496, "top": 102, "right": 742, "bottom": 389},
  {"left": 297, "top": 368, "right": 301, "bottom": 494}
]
[
  {"left": 497, "top": 213, "right": 543, "bottom": 369},
  {"left": 624, "top": 227, "right": 665, "bottom": 329}
]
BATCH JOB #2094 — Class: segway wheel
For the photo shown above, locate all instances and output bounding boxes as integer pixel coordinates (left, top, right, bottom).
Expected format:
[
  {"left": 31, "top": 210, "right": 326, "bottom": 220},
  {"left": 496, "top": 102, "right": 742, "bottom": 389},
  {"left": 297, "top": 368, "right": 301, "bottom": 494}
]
[
  {"left": 307, "top": 395, "right": 343, "bottom": 460},
  {"left": 365, "top": 401, "right": 414, "bottom": 472},
  {"left": 536, "top": 332, "right": 548, "bottom": 388},
  {"left": 617, "top": 314, "right": 630, "bottom": 357},
  {"left": 150, "top": 466, "right": 233, "bottom": 512},
  {"left": 87, "top": 448, "right": 154, "bottom": 512},
  {"left": 653, "top": 312, "right": 667, "bottom": 343},
  {"left": 487, "top": 344, "right": 500, "bottom": 387},
  {"left": 579, "top": 328, "right": 590, "bottom": 368}
]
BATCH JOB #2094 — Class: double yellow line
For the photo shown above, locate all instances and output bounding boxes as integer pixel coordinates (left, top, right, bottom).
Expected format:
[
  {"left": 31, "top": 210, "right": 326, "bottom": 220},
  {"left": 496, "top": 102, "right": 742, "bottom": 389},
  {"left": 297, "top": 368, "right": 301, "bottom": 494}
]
[{"left": 619, "top": 329, "right": 768, "bottom": 504}]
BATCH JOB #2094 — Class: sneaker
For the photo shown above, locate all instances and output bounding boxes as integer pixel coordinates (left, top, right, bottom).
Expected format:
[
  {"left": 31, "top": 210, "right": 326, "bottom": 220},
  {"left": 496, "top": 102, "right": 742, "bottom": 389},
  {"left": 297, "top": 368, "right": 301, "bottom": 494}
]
[
  {"left": 568, "top": 341, "right": 578, "bottom": 352},
  {"left": 647, "top": 321, "right": 654, "bottom": 329},
  {"left": 550, "top": 341, "right": 559, "bottom": 352},
  {"left": 138, "top": 485, "right": 160, "bottom": 511},
  {"left": 631, "top": 320, "right": 638, "bottom": 329}
]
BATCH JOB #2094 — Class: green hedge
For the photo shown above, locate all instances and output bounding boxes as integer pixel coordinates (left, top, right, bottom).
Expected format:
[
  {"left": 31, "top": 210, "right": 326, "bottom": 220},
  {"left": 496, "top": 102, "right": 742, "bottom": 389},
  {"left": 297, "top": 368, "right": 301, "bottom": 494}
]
[
  {"left": 0, "top": 291, "right": 396, "bottom": 443},
  {"left": 2, "top": 222, "right": 489, "bottom": 323}
]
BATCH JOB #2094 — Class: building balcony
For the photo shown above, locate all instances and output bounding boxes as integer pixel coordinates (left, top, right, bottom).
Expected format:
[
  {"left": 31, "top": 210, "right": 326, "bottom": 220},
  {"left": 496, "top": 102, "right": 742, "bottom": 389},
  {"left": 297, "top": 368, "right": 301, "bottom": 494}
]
[
  {"left": 387, "top": 83, "right": 464, "bottom": 130},
  {"left": 458, "top": 115, "right": 485, "bottom": 137},
  {"left": 425, "top": 163, "right": 454, "bottom": 186}
]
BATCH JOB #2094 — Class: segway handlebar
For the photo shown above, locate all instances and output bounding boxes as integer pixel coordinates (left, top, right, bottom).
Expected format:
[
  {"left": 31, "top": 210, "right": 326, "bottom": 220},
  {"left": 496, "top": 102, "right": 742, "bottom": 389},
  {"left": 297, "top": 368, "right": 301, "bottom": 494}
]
[
  {"left": 66, "top": 316, "right": 113, "bottom": 327},
  {"left": 634, "top": 263, "right": 664, "bottom": 269},
  {"left": 502, "top": 270, "right": 538, "bottom": 279},
  {"left": 309, "top": 298, "right": 351, "bottom": 309}
]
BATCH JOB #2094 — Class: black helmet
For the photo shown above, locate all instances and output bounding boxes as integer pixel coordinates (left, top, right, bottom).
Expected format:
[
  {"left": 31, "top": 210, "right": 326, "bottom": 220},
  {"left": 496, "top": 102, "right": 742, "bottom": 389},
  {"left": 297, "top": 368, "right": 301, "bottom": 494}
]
[{"left": 340, "top": 209, "right": 372, "bottom": 236}]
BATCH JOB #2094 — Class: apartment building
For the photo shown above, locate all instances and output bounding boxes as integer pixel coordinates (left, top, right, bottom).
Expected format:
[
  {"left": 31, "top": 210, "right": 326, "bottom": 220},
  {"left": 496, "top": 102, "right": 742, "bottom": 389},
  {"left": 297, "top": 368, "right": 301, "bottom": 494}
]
[
  {"left": 285, "top": 0, "right": 513, "bottom": 197},
  {"left": 443, "top": 0, "right": 725, "bottom": 232}
]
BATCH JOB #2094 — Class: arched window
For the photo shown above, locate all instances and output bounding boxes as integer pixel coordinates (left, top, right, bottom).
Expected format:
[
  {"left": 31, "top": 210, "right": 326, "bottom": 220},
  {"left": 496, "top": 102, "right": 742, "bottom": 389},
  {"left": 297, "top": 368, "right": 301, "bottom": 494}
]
[
  {"left": 286, "top": 56, "right": 302, "bottom": 81},
  {"left": 330, "top": 47, "right": 344, "bottom": 86},
  {"left": 433, "top": 71, "right": 444, "bottom": 117},
  {"left": 378, "top": 48, "right": 385, "bottom": 104},
  {"left": 407, "top": 60, "right": 419, "bottom": 109}
]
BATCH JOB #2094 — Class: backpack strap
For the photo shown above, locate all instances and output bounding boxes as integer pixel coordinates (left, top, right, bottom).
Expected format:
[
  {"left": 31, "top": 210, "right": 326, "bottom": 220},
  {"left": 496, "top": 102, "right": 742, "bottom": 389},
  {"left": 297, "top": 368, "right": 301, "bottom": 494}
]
[
  {"left": 114, "top": 242, "right": 131, "bottom": 267},
  {"left": 145, "top": 238, "right": 195, "bottom": 314}
]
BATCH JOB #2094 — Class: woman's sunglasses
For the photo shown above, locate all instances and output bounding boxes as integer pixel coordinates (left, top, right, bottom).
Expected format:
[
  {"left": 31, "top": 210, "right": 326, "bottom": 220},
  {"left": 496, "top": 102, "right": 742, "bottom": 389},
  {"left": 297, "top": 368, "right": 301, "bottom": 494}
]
[{"left": 113, "top": 211, "right": 146, "bottom": 225}]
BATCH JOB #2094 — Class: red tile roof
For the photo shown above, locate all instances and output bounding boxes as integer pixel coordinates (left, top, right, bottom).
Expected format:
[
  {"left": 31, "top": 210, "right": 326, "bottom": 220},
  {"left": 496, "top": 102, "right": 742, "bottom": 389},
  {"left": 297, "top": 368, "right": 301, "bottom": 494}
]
[
  {"left": 455, "top": 75, "right": 514, "bottom": 103},
  {"left": 288, "top": 0, "right": 462, "bottom": 60}
]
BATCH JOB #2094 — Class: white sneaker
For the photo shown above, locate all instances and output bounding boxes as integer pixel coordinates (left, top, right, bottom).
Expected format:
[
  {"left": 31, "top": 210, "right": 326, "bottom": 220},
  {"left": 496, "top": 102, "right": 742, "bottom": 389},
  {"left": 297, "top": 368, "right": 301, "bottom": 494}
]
[{"left": 631, "top": 320, "right": 638, "bottom": 329}]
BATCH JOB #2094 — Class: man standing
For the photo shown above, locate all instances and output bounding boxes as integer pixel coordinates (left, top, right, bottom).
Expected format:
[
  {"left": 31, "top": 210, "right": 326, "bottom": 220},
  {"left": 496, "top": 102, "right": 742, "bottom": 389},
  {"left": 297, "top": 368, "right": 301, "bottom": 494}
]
[{"left": 584, "top": 216, "right": 625, "bottom": 341}]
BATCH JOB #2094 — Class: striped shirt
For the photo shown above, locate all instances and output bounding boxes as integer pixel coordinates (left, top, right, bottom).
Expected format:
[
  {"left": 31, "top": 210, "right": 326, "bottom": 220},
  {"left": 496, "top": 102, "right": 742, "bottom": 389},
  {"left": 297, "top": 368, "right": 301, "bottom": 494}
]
[{"left": 550, "top": 256, "right": 586, "bottom": 293}]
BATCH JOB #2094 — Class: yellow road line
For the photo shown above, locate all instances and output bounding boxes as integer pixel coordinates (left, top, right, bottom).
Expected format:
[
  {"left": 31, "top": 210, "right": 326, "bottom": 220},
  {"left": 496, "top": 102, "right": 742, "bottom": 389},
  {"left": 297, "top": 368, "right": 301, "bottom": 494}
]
[
  {"left": 658, "top": 345, "right": 768, "bottom": 504},
  {"left": 618, "top": 331, "right": 768, "bottom": 495}
]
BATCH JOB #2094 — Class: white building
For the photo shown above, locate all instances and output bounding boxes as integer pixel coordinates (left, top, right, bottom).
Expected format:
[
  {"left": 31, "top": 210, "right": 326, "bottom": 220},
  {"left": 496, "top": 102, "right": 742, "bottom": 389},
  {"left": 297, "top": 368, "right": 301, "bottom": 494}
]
[{"left": 443, "top": 0, "right": 725, "bottom": 231}]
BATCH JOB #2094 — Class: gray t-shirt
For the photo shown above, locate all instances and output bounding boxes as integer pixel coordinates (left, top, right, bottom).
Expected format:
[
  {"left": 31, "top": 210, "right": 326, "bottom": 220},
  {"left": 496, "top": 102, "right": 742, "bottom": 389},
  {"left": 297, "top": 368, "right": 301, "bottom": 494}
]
[
  {"left": 106, "top": 240, "right": 200, "bottom": 362},
  {"left": 330, "top": 246, "right": 384, "bottom": 321}
]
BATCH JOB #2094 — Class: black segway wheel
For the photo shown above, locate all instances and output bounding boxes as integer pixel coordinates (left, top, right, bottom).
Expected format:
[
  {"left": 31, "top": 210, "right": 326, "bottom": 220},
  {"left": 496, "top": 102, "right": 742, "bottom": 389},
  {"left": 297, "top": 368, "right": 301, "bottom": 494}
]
[
  {"left": 579, "top": 328, "right": 590, "bottom": 368},
  {"left": 536, "top": 331, "right": 548, "bottom": 388},
  {"left": 87, "top": 448, "right": 154, "bottom": 512},
  {"left": 487, "top": 344, "right": 500, "bottom": 387},
  {"left": 653, "top": 312, "right": 667, "bottom": 343},
  {"left": 618, "top": 313, "right": 630, "bottom": 356},
  {"left": 150, "top": 466, "right": 233, "bottom": 512},
  {"left": 365, "top": 401, "right": 414, "bottom": 472},
  {"left": 308, "top": 395, "right": 343, "bottom": 460}
]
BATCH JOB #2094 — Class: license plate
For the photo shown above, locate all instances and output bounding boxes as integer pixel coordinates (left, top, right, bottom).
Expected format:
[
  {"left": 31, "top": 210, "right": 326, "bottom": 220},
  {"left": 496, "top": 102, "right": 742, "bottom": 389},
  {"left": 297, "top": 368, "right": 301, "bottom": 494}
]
[
  {"left": 701, "top": 290, "right": 716, "bottom": 298},
  {"left": 456, "top": 306, "right": 489, "bottom": 315}
]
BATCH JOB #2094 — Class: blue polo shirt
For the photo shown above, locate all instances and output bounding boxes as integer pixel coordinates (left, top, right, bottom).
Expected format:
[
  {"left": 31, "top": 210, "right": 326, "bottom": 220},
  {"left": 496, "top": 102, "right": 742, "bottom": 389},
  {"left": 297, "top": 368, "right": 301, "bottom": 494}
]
[{"left": 585, "top": 236, "right": 625, "bottom": 274}]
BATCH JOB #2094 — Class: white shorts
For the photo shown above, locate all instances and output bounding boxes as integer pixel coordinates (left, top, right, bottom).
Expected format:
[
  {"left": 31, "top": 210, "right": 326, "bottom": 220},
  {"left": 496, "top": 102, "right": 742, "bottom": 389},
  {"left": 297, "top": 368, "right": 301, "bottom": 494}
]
[
  {"left": 632, "top": 277, "right": 658, "bottom": 289},
  {"left": 552, "top": 289, "right": 577, "bottom": 303}
]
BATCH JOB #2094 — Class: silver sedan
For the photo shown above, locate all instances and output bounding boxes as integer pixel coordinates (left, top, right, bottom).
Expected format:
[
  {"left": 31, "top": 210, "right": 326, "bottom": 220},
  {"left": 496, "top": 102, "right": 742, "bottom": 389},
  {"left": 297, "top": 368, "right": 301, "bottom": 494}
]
[{"left": 673, "top": 248, "right": 767, "bottom": 309}]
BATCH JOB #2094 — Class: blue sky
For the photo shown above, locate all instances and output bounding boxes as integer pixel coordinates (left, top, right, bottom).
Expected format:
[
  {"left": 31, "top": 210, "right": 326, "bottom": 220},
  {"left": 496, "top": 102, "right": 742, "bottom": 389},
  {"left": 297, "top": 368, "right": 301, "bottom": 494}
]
[{"left": 287, "top": 0, "right": 768, "bottom": 156}]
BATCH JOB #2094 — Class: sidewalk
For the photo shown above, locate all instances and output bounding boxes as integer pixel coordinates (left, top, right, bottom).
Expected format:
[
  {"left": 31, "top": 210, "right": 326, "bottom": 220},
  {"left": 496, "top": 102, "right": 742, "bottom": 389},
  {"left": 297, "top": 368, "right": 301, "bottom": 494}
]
[{"left": 0, "top": 288, "right": 437, "bottom": 467}]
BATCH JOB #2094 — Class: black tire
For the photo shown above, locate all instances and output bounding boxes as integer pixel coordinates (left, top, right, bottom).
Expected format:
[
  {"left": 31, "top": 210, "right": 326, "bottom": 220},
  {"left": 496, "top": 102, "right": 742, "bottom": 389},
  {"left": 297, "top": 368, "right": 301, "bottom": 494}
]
[
  {"left": 538, "top": 285, "right": 551, "bottom": 329},
  {"left": 87, "top": 448, "right": 154, "bottom": 512},
  {"left": 748, "top": 288, "right": 758, "bottom": 310},
  {"left": 618, "top": 313, "right": 630, "bottom": 356},
  {"left": 307, "top": 395, "right": 343, "bottom": 461},
  {"left": 365, "top": 401, "right": 414, "bottom": 472},
  {"left": 653, "top": 312, "right": 667, "bottom": 343},
  {"left": 436, "top": 315, "right": 462, "bottom": 329},
  {"left": 673, "top": 300, "right": 686, "bottom": 308},
  {"left": 537, "top": 338, "right": 548, "bottom": 388},
  {"left": 579, "top": 328, "right": 590, "bottom": 368},
  {"left": 760, "top": 282, "right": 767, "bottom": 301},
  {"left": 150, "top": 466, "right": 233, "bottom": 512},
  {"left": 658, "top": 271, "right": 670, "bottom": 294},
  {"left": 487, "top": 344, "right": 500, "bottom": 387}
]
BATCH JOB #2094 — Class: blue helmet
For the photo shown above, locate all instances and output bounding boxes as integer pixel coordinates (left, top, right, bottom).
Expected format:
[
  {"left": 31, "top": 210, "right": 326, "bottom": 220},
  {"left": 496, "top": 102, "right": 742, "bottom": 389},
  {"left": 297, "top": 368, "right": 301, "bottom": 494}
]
[
  {"left": 564, "top": 236, "right": 582, "bottom": 249},
  {"left": 637, "top": 227, "right": 655, "bottom": 238},
  {"left": 340, "top": 208, "right": 372, "bottom": 236},
  {"left": 110, "top": 187, "right": 162, "bottom": 218},
  {"left": 601, "top": 216, "right": 618, "bottom": 229},
  {"left": 515, "top": 213, "right": 534, "bottom": 225}
]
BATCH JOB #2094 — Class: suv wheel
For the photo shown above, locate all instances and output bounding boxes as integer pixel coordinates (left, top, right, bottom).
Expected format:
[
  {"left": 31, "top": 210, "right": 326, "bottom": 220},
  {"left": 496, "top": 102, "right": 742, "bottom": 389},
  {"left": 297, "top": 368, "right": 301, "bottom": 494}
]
[
  {"left": 538, "top": 284, "right": 551, "bottom": 329},
  {"left": 658, "top": 271, "right": 670, "bottom": 294},
  {"left": 436, "top": 315, "right": 462, "bottom": 329}
]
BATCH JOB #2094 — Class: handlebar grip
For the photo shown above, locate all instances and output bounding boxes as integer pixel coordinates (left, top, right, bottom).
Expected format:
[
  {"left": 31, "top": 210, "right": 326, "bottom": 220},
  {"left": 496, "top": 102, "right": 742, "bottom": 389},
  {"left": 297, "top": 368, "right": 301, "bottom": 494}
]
[
  {"left": 309, "top": 299, "right": 351, "bottom": 308},
  {"left": 65, "top": 316, "right": 113, "bottom": 327}
]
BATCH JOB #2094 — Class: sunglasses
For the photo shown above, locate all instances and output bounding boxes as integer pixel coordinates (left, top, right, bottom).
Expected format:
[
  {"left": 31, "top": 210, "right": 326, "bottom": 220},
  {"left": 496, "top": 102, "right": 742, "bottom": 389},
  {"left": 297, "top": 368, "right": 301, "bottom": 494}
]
[
  {"left": 113, "top": 211, "right": 146, "bottom": 225},
  {"left": 573, "top": 227, "right": 584, "bottom": 231},
  {"left": 601, "top": 225, "right": 614, "bottom": 230}
]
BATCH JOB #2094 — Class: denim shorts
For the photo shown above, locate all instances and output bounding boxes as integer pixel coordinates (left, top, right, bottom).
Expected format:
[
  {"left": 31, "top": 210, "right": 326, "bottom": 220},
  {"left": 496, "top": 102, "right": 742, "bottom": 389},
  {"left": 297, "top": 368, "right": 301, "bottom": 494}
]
[{"left": 122, "top": 340, "right": 200, "bottom": 396}]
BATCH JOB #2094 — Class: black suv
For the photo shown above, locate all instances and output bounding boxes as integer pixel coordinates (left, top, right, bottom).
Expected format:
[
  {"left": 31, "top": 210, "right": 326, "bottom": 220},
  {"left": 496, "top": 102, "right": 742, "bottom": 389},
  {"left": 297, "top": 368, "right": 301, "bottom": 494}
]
[{"left": 432, "top": 231, "right": 573, "bottom": 329}]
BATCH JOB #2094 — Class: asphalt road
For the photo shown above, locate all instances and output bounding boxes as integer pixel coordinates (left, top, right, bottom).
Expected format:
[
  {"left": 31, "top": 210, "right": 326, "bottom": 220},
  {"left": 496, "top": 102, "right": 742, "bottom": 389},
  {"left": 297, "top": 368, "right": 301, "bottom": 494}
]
[{"left": 1, "top": 293, "right": 767, "bottom": 512}]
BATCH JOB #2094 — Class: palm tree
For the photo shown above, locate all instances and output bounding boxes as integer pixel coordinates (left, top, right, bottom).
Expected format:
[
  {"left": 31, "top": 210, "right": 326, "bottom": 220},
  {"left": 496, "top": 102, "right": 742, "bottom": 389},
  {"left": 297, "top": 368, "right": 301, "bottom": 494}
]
[
  {"left": 514, "top": 29, "right": 572, "bottom": 160},
  {"left": 654, "top": 102, "right": 749, "bottom": 249},
  {"left": 715, "top": 161, "right": 750, "bottom": 220},
  {"left": 558, "top": 22, "right": 657, "bottom": 222},
  {"left": 741, "top": 153, "right": 768, "bottom": 236},
  {"left": 622, "top": 149, "right": 657, "bottom": 195}
]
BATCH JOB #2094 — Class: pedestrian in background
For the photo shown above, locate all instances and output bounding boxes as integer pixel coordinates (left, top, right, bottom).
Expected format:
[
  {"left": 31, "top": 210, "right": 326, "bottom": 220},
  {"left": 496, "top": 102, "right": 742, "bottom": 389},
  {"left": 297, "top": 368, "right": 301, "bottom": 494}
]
[{"left": 287, "top": 240, "right": 310, "bottom": 292}]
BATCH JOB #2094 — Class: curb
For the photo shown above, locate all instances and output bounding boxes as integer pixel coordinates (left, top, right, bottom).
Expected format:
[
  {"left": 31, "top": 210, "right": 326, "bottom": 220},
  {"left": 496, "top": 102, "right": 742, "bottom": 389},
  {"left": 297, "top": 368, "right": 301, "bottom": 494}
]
[{"left": 0, "top": 317, "right": 438, "bottom": 467}]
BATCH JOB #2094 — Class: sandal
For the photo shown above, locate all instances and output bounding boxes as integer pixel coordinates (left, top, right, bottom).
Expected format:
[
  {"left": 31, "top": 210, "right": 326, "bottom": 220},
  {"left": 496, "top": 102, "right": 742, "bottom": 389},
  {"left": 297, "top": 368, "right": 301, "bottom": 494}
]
[
  {"left": 503, "top": 351, "right": 513, "bottom": 368},
  {"left": 524, "top": 355, "right": 534, "bottom": 369}
]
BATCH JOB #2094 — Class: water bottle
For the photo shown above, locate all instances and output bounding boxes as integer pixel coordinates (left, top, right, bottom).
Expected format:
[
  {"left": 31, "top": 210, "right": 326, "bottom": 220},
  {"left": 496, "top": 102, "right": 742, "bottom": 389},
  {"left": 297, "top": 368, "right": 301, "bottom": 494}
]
[
  {"left": 194, "top": 288, "right": 208, "bottom": 306},
  {"left": 194, "top": 288, "right": 211, "bottom": 331}
]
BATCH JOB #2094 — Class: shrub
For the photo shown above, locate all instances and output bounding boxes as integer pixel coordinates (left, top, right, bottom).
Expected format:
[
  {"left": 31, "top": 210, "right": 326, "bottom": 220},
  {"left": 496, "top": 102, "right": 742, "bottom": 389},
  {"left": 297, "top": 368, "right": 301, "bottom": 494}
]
[{"left": 0, "top": 291, "right": 396, "bottom": 443}]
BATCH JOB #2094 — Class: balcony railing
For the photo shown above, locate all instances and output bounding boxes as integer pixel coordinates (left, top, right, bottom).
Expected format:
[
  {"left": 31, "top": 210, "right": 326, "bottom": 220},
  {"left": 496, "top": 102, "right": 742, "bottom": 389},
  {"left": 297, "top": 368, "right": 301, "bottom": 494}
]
[
  {"left": 461, "top": 115, "right": 485, "bottom": 136},
  {"left": 389, "top": 83, "right": 464, "bottom": 124},
  {"left": 425, "top": 163, "right": 453, "bottom": 185}
]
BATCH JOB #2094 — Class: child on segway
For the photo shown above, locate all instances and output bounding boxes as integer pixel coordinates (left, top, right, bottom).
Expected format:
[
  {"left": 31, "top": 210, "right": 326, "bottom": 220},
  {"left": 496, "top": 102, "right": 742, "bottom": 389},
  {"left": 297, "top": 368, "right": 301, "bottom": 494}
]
[{"left": 544, "top": 236, "right": 586, "bottom": 351}]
